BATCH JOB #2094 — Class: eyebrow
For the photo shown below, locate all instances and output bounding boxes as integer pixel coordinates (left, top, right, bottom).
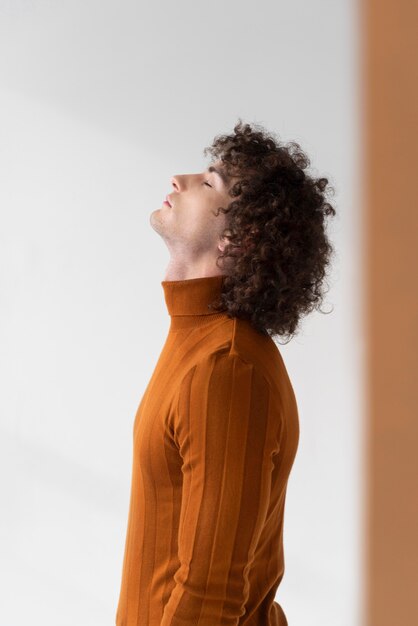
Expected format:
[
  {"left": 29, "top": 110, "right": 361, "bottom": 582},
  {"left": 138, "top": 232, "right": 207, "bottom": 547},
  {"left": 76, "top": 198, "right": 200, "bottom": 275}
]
[{"left": 207, "top": 165, "right": 230, "bottom": 188}]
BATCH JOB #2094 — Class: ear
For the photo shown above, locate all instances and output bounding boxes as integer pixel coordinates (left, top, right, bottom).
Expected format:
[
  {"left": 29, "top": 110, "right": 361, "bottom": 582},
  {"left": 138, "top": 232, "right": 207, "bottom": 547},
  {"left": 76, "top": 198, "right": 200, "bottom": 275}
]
[{"left": 217, "top": 235, "right": 229, "bottom": 253}]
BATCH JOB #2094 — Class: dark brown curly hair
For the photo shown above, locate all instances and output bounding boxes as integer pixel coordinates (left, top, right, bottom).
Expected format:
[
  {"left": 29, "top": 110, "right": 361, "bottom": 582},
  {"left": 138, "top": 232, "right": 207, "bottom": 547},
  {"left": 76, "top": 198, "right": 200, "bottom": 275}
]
[{"left": 204, "top": 118, "right": 337, "bottom": 344}]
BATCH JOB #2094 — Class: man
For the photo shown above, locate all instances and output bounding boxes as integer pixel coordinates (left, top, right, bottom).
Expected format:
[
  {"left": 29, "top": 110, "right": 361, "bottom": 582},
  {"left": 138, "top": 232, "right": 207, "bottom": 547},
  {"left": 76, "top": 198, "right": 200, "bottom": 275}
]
[{"left": 115, "top": 120, "right": 336, "bottom": 625}]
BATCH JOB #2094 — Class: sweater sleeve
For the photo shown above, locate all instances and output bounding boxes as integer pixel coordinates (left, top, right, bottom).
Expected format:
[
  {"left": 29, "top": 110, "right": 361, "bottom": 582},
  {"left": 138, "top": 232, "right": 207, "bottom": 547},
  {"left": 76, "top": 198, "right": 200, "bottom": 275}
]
[{"left": 161, "top": 351, "right": 280, "bottom": 626}]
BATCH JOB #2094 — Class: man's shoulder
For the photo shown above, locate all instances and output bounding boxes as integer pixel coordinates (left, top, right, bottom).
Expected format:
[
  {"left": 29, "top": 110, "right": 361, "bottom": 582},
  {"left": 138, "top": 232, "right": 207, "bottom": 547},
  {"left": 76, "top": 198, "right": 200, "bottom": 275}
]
[{"left": 178, "top": 315, "right": 290, "bottom": 392}]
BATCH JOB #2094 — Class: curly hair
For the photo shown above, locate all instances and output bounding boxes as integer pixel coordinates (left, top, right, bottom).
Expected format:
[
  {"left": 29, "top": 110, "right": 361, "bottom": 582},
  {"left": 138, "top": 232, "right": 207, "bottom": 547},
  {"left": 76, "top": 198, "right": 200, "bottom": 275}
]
[{"left": 204, "top": 118, "right": 337, "bottom": 344}]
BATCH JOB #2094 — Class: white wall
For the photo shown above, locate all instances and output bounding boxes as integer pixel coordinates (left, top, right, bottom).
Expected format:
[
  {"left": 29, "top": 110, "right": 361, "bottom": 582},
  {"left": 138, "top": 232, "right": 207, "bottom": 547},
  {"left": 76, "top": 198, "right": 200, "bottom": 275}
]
[{"left": 0, "top": 1, "right": 362, "bottom": 625}]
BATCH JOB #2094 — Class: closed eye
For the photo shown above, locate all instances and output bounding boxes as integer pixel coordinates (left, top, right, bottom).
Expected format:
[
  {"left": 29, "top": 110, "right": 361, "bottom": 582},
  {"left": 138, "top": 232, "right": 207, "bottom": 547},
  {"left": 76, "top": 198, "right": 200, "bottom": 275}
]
[{"left": 203, "top": 181, "right": 212, "bottom": 187}]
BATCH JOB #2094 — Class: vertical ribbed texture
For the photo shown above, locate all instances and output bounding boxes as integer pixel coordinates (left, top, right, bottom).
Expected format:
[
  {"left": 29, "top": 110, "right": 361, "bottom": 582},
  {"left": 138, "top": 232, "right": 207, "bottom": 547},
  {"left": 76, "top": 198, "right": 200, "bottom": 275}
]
[
  {"left": 115, "top": 276, "right": 299, "bottom": 626},
  {"left": 161, "top": 353, "right": 274, "bottom": 625}
]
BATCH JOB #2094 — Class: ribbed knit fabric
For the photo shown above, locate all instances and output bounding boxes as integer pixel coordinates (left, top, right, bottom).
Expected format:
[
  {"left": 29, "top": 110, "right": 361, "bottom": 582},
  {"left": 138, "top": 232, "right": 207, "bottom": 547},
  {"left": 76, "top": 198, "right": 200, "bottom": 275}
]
[{"left": 115, "top": 275, "right": 300, "bottom": 626}]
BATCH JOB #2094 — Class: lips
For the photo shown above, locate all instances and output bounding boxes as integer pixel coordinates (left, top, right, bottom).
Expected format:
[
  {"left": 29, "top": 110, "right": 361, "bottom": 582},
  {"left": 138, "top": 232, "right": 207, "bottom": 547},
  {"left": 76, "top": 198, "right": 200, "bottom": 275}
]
[{"left": 165, "top": 195, "right": 172, "bottom": 207}]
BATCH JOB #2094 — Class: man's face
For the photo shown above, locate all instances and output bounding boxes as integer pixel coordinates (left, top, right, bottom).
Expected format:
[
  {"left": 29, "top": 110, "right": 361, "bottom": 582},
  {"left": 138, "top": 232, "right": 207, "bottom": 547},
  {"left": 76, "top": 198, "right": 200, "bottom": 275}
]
[{"left": 150, "top": 161, "right": 235, "bottom": 258}]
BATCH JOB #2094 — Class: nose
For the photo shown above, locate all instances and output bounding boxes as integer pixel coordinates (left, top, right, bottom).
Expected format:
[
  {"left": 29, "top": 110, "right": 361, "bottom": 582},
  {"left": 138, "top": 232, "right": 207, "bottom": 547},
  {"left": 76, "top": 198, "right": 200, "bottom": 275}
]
[{"left": 171, "top": 176, "right": 180, "bottom": 191}]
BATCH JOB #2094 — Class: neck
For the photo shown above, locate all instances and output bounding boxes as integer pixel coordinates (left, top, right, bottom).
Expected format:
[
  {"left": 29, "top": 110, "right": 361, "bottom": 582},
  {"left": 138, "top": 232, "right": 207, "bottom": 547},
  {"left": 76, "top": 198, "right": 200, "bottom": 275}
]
[{"left": 163, "top": 256, "right": 225, "bottom": 282}]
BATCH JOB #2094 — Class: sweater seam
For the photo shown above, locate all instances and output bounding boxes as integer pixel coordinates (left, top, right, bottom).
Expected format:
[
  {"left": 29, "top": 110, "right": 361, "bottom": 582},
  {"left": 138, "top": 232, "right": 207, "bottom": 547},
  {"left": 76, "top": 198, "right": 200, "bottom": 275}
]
[{"left": 173, "top": 350, "right": 278, "bottom": 448}]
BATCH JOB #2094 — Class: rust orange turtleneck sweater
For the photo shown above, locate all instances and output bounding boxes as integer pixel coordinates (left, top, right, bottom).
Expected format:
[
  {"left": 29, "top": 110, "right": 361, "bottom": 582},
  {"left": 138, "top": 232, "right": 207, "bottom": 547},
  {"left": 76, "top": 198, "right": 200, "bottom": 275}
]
[{"left": 115, "top": 275, "right": 299, "bottom": 626}]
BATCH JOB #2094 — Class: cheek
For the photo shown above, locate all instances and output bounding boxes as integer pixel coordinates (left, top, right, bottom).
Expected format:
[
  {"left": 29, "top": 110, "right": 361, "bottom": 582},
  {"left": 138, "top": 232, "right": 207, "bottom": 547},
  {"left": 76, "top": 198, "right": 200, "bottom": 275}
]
[
  {"left": 178, "top": 196, "right": 225, "bottom": 236},
  {"left": 185, "top": 203, "right": 216, "bottom": 227}
]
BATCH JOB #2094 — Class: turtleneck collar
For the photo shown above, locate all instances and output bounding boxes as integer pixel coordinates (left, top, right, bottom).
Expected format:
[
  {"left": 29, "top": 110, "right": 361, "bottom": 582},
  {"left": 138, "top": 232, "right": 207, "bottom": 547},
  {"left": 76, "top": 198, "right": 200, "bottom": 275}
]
[{"left": 161, "top": 274, "right": 229, "bottom": 329}]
